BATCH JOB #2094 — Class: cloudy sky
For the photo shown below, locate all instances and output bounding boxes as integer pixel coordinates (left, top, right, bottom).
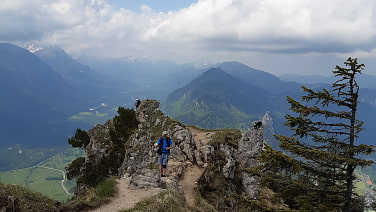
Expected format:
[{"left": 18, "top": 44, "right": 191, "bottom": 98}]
[{"left": 1, "top": 0, "right": 376, "bottom": 75}]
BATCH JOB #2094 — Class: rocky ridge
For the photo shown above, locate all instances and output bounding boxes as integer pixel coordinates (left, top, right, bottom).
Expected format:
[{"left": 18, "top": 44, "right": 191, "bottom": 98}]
[{"left": 77, "top": 99, "right": 265, "bottom": 210}]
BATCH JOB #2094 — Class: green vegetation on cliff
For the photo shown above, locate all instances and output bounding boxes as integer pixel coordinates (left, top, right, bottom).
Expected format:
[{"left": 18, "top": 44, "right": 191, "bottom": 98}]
[
  {"left": 66, "top": 106, "right": 138, "bottom": 187},
  {"left": 199, "top": 130, "right": 242, "bottom": 210},
  {"left": 64, "top": 177, "right": 117, "bottom": 211}
]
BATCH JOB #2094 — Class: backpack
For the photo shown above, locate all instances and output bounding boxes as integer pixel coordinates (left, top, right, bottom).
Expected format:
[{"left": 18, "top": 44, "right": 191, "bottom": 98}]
[{"left": 157, "top": 137, "right": 171, "bottom": 155}]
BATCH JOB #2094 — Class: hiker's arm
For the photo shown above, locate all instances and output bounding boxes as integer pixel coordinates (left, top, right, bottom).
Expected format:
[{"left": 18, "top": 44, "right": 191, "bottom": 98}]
[
  {"left": 154, "top": 139, "right": 160, "bottom": 147},
  {"left": 166, "top": 141, "right": 173, "bottom": 150}
]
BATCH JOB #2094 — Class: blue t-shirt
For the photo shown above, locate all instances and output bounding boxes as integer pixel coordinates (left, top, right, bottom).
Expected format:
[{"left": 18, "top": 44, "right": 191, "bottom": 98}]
[{"left": 157, "top": 137, "right": 173, "bottom": 153}]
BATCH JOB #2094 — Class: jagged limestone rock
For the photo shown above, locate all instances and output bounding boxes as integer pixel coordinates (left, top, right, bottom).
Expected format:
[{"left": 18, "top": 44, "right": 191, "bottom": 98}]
[
  {"left": 86, "top": 120, "right": 115, "bottom": 165},
  {"left": 220, "top": 144, "right": 237, "bottom": 179},
  {"left": 159, "top": 177, "right": 179, "bottom": 190},
  {"left": 237, "top": 120, "right": 264, "bottom": 199},
  {"left": 119, "top": 100, "right": 201, "bottom": 190},
  {"left": 200, "top": 122, "right": 264, "bottom": 211},
  {"left": 128, "top": 169, "right": 160, "bottom": 189},
  {"left": 73, "top": 99, "right": 265, "bottom": 209}
]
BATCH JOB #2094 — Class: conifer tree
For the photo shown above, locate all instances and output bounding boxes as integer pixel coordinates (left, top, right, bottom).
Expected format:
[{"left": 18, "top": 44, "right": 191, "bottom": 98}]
[
  {"left": 68, "top": 128, "right": 90, "bottom": 148},
  {"left": 256, "top": 57, "right": 374, "bottom": 211}
]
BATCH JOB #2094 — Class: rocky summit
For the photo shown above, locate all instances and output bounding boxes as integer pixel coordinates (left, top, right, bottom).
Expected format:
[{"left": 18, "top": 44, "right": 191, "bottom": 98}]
[{"left": 75, "top": 99, "right": 266, "bottom": 211}]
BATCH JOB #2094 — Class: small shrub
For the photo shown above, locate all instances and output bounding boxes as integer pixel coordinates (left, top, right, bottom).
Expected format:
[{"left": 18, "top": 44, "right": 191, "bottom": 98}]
[
  {"left": 194, "top": 190, "right": 217, "bottom": 212},
  {"left": 123, "top": 191, "right": 190, "bottom": 212},
  {"left": 63, "top": 177, "right": 117, "bottom": 210},
  {"left": 95, "top": 177, "right": 117, "bottom": 200}
]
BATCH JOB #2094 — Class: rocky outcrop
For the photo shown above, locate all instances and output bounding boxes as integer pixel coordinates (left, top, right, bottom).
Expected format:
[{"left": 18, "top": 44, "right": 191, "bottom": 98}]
[
  {"left": 74, "top": 99, "right": 265, "bottom": 210},
  {"left": 221, "top": 144, "right": 237, "bottom": 179},
  {"left": 118, "top": 100, "right": 202, "bottom": 190},
  {"left": 198, "top": 122, "right": 264, "bottom": 211},
  {"left": 86, "top": 120, "right": 115, "bottom": 168},
  {"left": 262, "top": 111, "right": 278, "bottom": 150},
  {"left": 237, "top": 121, "right": 264, "bottom": 199}
]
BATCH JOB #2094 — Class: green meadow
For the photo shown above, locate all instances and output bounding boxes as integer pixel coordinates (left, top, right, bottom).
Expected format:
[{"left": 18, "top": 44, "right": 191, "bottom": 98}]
[
  {"left": 0, "top": 148, "right": 83, "bottom": 202},
  {"left": 68, "top": 111, "right": 109, "bottom": 123}
]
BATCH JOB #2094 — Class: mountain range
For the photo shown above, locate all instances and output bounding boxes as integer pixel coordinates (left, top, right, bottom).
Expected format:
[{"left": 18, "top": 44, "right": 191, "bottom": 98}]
[
  {"left": 76, "top": 56, "right": 204, "bottom": 100},
  {"left": 163, "top": 62, "right": 376, "bottom": 146},
  {"left": 162, "top": 62, "right": 303, "bottom": 143},
  {"left": 1, "top": 42, "right": 376, "bottom": 148},
  {"left": 0, "top": 43, "right": 88, "bottom": 147},
  {"left": 0, "top": 43, "right": 202, "bottom": 148}
]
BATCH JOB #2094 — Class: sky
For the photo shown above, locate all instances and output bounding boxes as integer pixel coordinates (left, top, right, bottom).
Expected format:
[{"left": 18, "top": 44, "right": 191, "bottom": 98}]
[{"left": 1, "top": 0, "right": 376, "bottom": 76}]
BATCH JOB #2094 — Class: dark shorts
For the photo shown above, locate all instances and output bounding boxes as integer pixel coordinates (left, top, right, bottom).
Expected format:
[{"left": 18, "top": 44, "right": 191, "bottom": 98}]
[{"left": 158, "top": 153, "right": 169, "bottom": 166}]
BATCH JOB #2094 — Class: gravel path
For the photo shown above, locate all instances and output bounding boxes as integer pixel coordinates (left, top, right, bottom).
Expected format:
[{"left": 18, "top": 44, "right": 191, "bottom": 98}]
[
  {"left": 90, "top": 177, "right": 162, "bottom": 212},
  {"left": 179, "top": 165, "right": 205, "bottom": 207}
]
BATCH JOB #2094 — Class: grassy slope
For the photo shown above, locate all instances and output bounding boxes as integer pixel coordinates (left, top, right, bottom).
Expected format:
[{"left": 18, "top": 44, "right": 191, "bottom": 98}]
[
  {"left": 0, "top": 147, "right": 83, "bottom": 202},
  {"left": 163, "top": 99, "right": 254, "bottom": 130},
  {"left": 68, "top": 106, "right": 119, "bottom": 125},
  {"left": 0, "top": 182, "right": 58, "bottom": 211},
  {"left": 122, "top": 190, "right": 216, "bottom": 212}
]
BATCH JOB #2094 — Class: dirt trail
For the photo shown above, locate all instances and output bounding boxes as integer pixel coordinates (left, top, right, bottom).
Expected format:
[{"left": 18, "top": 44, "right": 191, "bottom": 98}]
[
  {"left": 179, "top": 165, "right": 205, "bottom": 207},
  {"left": 188, "top": 127, "right": 214, "bottom": 146},
  {"left": 90, "top": 177, "right": 162, "bottom": 212},
  {"left": 178, "top": 127, "right": 214, "bottom": 207}
]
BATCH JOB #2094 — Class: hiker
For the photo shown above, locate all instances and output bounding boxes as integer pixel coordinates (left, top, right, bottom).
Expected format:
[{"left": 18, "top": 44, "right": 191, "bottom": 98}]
[
  {"left": 154, "top": 131, "right": 173, "bottom": 177},
  {"left": 134, "top": 98, "right": 141, "bottom": 108}
]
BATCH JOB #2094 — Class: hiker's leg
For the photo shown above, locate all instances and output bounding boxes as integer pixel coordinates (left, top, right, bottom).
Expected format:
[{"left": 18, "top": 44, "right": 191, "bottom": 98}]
[
  {"left": 159, "top": 164, "right": 163, "bottom": 176},
  {"left": 158, "top": 155, "right": 163, "bottom": 176},
  {"left": 162, "top": 165, "right": 167, "bottom": 176},
  {"left": 162, "top": 154, "right": 169, "bottom": 176}
]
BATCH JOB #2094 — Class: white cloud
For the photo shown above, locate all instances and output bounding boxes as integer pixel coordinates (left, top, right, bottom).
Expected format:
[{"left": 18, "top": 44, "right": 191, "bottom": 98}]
[
  {"left": 157, "top": 0, "right": 376, "bottom": 52},
  {"left": 1, "top": 0, "right": 376, "bottom": 74}
]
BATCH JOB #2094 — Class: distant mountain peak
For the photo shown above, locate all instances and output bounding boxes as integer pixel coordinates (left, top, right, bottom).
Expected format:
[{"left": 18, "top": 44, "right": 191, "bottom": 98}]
[
  {"left": 35, "top": 45, "right": 70, "bottom": 59},
  {"left": 0, "top": 42, "right": 83, "bottom": 147},
  {"left": 209, "top": 61, "right": 300, "bottom": 94},
  {"left": 201, "top": 67, "right": 229, "bottom": 77},
  {"left": 24, "top": 43, "right": 42, "bottom": 53},
  {"left": 34, "top": 45, "right": 92, "bottom": 78},
  {"left": 215, "top": 61, "right": 261, "bottom": 72}
]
